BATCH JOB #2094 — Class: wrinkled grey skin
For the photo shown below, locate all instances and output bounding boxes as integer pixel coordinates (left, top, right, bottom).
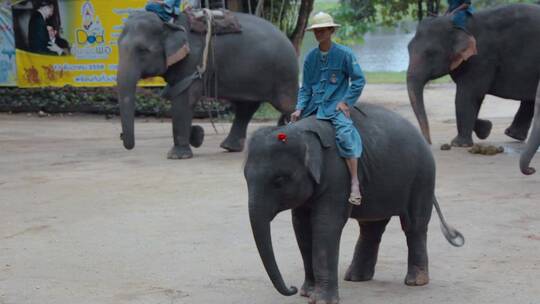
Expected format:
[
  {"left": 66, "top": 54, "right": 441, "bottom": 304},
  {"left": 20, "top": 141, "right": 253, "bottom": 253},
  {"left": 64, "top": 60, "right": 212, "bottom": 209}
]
[
  {"left": 407, "top": 4, "right": 540, "bottom": 147},
  {"left": 520, "top": 81, "right": 540, "bottom": 175},
  {"left": 244, "top": 104, "right": 464, "bottom": 304},
  {"left": 117, "top": 12, "right": 297, "bottom": 159}
]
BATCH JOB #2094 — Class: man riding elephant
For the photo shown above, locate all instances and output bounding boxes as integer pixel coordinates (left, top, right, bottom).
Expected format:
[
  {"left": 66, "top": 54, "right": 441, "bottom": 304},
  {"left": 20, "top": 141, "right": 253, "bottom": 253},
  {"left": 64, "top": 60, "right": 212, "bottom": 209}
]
[{"left": 291, "top": 12, "right": 366, "bottom": 206}]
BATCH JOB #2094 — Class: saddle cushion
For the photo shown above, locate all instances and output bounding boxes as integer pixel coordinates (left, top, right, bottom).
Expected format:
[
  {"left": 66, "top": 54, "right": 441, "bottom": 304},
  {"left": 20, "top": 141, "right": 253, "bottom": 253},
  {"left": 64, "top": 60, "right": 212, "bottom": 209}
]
[{"left": 185, "top": 9, "right": 242, "bottom": 35}]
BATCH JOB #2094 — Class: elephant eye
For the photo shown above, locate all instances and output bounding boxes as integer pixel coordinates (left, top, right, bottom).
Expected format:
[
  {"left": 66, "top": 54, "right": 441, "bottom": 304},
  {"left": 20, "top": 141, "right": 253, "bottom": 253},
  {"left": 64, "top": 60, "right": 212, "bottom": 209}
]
[
  {"left": 424, "top": 49, "right": 438, "bottom": 59},
  {"left": 137, "top": 46, "right": 151, "bottom": 54},
  {"left": 272, "top": 175, "right": 290, "bottom": 188}
]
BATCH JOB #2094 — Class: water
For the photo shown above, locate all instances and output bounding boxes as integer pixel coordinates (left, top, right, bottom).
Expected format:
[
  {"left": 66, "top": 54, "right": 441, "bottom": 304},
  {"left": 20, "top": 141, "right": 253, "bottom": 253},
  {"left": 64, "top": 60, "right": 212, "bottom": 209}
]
[{"left": 300, "top": 26, "right": 416, "bottom": 72}]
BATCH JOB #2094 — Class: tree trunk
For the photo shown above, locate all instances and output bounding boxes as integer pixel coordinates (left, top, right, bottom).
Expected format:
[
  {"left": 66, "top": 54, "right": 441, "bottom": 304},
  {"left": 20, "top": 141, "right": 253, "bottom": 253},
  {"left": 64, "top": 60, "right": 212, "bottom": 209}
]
[
  {"left": 288, "top": 0, "right": 314, "bottom": 55},
  {"left": 426, "top": 0, "right": 440, "bottom": 16},
  {"left": 247, "top": 0, "right": 252, "bottom": 14},
  {"left": 255, "top": 0, "right": 265, "bottom": 16},
  {"left": 417, "top": 0, "right": 424, "bottom": 20}
]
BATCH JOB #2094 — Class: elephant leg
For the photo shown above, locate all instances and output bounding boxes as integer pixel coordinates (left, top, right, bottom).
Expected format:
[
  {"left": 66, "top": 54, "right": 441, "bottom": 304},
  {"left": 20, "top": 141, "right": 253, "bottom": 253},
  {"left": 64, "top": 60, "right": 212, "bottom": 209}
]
[
  {"left": 472, "top": 95, "right": 492, "bottom": 140},
  {"left": 169, "top": 95, "right": 194, "bottom": 159},
  {"left": 473, "top": 118, "right": 492, "bottom": 140},
  {"left": 271, "top": 91, "right": 296, "bottom": 126},
  {"left": 344, "top": 218, "right": 390, "bottom": 282},
  {"left": 292, "top": 208, "right": 315, "bottom": 298},
  {"left": 505, "top": 100, "right": 534, "bottom": 141},
  {"left": 452, "top": 87, "right": 482, "bottom": 147},
  {"left": 220, "top": 101, "right": 261, "bottom": 152},
  {"left": 309, "top": 206, "right": 348, "bottom": 304},
  {"left": 400, "top": 215, "right": 430, "bottom": 286}
]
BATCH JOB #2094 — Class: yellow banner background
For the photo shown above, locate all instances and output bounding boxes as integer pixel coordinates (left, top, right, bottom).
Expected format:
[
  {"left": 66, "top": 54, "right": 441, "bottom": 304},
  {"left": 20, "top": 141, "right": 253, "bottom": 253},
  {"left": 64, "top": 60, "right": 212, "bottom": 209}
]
[{"left": 15, "top": 0, "right": 164, "bottom": 87}]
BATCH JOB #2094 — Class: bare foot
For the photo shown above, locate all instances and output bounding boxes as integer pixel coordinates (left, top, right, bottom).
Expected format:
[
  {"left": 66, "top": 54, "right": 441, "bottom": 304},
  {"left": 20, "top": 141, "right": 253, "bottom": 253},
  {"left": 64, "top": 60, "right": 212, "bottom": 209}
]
[{"left": 348, "top": 183, "right": 362, "bottom": 206}]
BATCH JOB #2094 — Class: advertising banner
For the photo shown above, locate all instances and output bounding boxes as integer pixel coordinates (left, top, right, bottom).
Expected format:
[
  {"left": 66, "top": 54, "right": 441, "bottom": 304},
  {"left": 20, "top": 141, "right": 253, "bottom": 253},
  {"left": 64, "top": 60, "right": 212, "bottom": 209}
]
[
  {"left": 0, "top": 1, "right": 17, "bottom": 86},
  {"left": 12, "top": 0, "right": 164, "bottom": 87}
]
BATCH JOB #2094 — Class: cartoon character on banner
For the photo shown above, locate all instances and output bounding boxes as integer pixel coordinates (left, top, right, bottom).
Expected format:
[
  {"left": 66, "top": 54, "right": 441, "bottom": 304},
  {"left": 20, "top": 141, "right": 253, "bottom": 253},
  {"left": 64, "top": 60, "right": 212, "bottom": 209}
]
[{"left": 76, "top": 0, "right": 104, "bottom": 46}]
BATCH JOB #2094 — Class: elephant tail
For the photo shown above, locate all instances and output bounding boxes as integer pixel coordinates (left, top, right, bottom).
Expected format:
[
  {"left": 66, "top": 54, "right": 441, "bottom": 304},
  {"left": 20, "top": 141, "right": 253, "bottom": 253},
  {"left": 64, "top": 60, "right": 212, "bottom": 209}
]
[{"left": 433, "top": 198, "right": 465, "bottom": 247}]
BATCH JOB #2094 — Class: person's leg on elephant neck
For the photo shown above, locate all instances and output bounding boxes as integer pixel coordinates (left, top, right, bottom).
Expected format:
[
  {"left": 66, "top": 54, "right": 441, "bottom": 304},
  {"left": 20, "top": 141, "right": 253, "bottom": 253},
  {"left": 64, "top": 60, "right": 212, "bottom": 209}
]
[{"left": 346, "top": 158, "right": 362, "bottom": 205}]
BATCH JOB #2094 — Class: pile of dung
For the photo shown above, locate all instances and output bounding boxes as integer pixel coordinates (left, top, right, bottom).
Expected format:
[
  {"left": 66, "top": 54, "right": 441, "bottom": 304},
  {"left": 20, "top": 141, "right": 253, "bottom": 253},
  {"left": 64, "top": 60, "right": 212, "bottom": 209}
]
[
  {"left": 468, "top": 144, "right": 504, "bottom": 155},
  {"left": 440, "top": 143, "right": 452, "bottom": 151}
]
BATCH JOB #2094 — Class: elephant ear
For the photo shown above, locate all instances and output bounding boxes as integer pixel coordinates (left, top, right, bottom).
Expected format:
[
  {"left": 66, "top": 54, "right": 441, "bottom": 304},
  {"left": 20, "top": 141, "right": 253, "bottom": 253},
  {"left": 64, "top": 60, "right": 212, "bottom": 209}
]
[
  {"left": 163, "top": 22, "right": 190, "bottom": 67},
  {"left": 303, "top": 132, "right": 324, "bottom": 184},
  {"left": 450, "top": 29, "right": 478, "bottom": 71},
  {"left": 295, "top": 116, "right": 335, "bottom": 184}
]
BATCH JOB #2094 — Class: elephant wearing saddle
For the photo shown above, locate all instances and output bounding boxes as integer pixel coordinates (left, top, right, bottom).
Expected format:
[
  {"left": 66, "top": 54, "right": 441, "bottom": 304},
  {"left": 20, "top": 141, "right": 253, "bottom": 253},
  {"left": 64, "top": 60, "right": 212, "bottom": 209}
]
[
  {"left": 244, "top": 103, "right": 464, "bottom": 304},
  {"left": 407, "top": 4, "right": 540, "bottom": 147},
  {"left": 117, "top": 11, "right": 298, "bottom": 159}
]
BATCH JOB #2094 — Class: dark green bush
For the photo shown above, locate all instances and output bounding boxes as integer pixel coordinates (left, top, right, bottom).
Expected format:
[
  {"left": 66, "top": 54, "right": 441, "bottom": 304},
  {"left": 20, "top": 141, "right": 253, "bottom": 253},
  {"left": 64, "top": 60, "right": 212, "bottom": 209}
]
[{"left": 0, "top": 86, "right": 230, "bottom": 118}]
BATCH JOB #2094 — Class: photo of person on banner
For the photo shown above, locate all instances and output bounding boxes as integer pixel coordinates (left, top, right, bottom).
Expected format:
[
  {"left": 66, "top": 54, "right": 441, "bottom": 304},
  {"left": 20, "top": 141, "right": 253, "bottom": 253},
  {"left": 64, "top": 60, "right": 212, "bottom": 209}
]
[
  {"left": 46, "top": 24, "right": 69, "bottom": 55},
  {"left": 27, "top": 0, "right": 64, "bottom": 55},
  {"left": 10, "top": 0, "right": 66, "bottom": 56}
]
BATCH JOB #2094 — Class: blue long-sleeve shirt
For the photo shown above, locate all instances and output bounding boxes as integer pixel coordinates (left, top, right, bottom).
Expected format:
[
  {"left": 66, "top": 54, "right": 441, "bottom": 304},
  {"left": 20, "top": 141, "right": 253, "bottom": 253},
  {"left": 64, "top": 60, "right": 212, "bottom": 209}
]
[
  {"left": 146, "top": 0, "right": 181, "bottom": 22},
  {"left": 448, "top": 0, "right": 474, "bottom": 14},
  {"left": 163, "top": 0, "right": 181, "bottom": 15},
  {"left": 297, "top": 43, "right": 366, "bottom": 119}
]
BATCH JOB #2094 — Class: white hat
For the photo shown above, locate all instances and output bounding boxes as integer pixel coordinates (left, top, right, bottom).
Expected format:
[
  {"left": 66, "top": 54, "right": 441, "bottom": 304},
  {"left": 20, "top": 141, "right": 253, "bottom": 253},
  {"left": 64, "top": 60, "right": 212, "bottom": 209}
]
[{"left": 306, "top": 12, "right": 341, "bottom": 31}]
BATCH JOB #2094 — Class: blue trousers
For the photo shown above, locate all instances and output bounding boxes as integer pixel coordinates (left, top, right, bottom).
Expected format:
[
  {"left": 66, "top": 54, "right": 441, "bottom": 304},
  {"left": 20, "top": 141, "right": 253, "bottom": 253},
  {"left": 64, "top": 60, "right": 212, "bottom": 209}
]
[
  {"left": 325, "top": 111, "right": 363, "bottom": 159},
  {"left": 452, "top": 10, "right": 470, "bottom": 31}
]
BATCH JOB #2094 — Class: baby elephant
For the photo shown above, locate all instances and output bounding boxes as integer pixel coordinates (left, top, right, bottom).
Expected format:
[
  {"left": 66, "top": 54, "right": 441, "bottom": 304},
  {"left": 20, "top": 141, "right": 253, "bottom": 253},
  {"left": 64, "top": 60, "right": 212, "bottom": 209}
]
[{"left": 244, "top": 103, "right": 464, "bottom": 304}]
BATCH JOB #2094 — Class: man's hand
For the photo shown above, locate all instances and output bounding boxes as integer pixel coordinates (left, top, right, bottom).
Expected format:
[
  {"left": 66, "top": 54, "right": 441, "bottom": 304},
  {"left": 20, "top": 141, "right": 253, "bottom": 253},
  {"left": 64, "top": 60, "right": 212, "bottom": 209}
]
[
  {"left": 290, "top": 110, "right": 302, "bottom": 122},
  {"left": 336, "top": 102, "right": 350, "bottom": 118},
  {"left": 47, "top": 42, "right": 63, "bottom": 55}
]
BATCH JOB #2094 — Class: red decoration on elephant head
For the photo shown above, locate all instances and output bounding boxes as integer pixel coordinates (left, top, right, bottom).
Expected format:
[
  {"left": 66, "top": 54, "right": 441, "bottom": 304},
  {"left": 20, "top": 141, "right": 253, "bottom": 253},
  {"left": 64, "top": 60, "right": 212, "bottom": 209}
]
[{"left": 277, "top": 132, "right": 287, "bottom": 143}]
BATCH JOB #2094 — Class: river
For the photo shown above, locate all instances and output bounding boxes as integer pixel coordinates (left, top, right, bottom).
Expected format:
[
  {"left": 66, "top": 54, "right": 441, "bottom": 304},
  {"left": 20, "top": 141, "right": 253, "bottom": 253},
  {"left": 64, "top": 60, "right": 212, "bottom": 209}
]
[{"left": 300, "top": 25, "right": 416, "bottom": 72}]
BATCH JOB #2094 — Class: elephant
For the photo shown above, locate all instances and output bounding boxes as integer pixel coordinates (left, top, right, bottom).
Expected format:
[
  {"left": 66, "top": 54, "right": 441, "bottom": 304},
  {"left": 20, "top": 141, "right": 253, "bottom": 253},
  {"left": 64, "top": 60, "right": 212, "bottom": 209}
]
[
  {"left": 117, "top": 11, "right": 298, "bottom": 159},
  {"left": 244, "top": 103, "right": 464, "bottom": 304},
  {"left": 407, "top": 4, "right": 540, "bottom": 147},
  {"left": 520, "top": 80, "right": 540, "bottom": 175}
]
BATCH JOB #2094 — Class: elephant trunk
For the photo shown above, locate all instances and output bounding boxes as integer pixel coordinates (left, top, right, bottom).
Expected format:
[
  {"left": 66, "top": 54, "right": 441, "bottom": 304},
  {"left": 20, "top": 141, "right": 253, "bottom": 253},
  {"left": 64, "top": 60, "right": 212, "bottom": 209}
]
[
  {"left": 248, "top": 199, "right": 297, "bottom": 296},
  {"left": 117, "top": 57, "right": 140, "bottom": 150},
  {"left": 520, "top": 90, "right": 540, "bottom": 175},
  {"left": 407, "top": 71, "right": 431, "bottom": 144}
]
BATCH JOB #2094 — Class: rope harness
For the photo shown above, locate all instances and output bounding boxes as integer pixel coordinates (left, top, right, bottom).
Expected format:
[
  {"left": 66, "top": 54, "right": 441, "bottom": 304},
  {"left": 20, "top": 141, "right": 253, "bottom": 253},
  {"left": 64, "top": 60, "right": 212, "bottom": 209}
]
[
  {"left": 161, "top": 9, "right": 220, "bottom": 133},
  {"left": 161, "top": 9, "right": 215, "bottom": 100}
]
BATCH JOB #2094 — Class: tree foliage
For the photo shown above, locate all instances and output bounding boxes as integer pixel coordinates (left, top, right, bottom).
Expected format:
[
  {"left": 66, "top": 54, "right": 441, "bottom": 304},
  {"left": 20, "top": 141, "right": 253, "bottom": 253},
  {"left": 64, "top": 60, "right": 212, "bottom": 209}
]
[
  {"left": 330, "top": 0, "right": 536, "bottom": 44},
  {"left": 230, "top": 0, "right": 314, "bottom": 54},
  {"left": 238, "top": 0, "right": 537, "bottom": 51}
]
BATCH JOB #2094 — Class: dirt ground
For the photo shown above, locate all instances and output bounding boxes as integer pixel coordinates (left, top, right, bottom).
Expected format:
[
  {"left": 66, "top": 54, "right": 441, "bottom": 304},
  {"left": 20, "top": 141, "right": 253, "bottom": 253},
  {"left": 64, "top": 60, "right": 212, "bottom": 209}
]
[{"left": 1, "top": 84, "right": 539, "bottom": 304}]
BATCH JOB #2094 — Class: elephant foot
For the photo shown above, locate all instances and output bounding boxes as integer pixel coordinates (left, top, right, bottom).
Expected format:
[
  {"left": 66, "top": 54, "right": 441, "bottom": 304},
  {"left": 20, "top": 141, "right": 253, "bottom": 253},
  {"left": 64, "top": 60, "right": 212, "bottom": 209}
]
[
  {"left": 220, "top": 137, "right": 245, "bottom": 152},
  {"left": 504, "top": 126, "right": 528, "bottom": 141},
  {"left": 522, "top": 167, "right": 536, "bottom": 175},
  {"left": 451, "top": 135, "right": 474, "bottom": 147},
  {"left": 404, "top": 266, "right": 429, "bottom": 286},
  {"left": 474, "top": 119, "right": 492, "bottom": 140},
  {"left": 190, "top": 125, "right": 205, "bottom": 148},
  {"left": 344, "top": 264, "right": 374, "bottom": 282},
  {"left": 308, "top": 291, "right": 339, "bottom": 304},
  {"left": 300, "top": 281, "right": 315, "bottom": 298},
  {"left": 167, "top": 145, "right": 193, "bottom": 159}
]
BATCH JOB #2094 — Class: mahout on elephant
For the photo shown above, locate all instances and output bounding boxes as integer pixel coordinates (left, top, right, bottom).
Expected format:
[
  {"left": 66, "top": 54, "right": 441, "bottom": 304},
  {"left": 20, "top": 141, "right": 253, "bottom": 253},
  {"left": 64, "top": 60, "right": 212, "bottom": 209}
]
[
  {"left": 117, "top": 10, "right": 298, "bottom": 159},
  {"left": 520, "top": 80, "right": 540, "bottom": 175},
  {"left": 244, "top": 103, "right": 464, "bottom": 304},
  {"left": 407, "top": 4, "right": 540, "bottom": 147}
]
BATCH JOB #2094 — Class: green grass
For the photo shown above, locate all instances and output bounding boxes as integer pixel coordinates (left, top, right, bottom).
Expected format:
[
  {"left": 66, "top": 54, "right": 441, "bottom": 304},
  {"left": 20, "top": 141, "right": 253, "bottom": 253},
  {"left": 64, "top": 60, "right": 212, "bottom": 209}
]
[
  {"left": 252, "top": 72, "right": 453, "bottom": 120},
  {"left": 364, "top": 72, "right": 452, "bottom": 84},
  {"left": 253, "top": 103, "right": 282, "bottom": 121}
]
